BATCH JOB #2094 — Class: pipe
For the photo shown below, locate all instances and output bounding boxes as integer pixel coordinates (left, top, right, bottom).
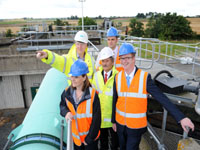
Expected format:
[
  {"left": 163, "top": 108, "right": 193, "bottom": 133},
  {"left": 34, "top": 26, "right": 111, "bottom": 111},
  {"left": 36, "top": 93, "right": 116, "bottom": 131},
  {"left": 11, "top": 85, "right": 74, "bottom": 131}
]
[{"left": 7, "top": 68, "right": 68, "bottom": 150}]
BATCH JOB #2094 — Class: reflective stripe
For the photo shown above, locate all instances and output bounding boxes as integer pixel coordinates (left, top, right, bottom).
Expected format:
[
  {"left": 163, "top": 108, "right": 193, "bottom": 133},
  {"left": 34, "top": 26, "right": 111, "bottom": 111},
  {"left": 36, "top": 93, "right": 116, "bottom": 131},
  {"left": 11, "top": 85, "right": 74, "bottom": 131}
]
[
  {"left": 105, "top": 90, "right": 113, "bottom": 96},
  {"left": 88, "top": 53, "right": 95, "bottom": 72},
  {"left": 76, "top": 113, "right": 92, "bottom": 118},
  {"left": 116, "top": 108, "right": 146, "bottom": 118},
  {"left": 62, "top": 56, "right": 67, "bottom": 73},
  {"left": 49, "top": 52, "right": 55, "bottom": 65},
  {"left": 88, "top": 75, "right": 92, "bottom": 79},
  {"left": 118, "top": 92, "right": 147, "bottom": 98},
  {"left": 117, "top": 72, "right": 122, "bottom": 93},
  {"left": 139, "top": 71, "right": 145, "bottom": 94},
  {"left": 104, "top": 118, "right": 111, "bottom": 122},
  {"left": 94, "top": 73, "right": 100, "bottom": 90},
  {"left": 72, "top": 133, "right": 80, "bottom": 140},
  {"left": 86, "top": 98, "right": 91, "bottom": 115},
  {"left": 117, "top": 71, "right": 147, "bottom": 98},
  {"left": 79, "top": 131, "right": 89, "bottom": 136}
]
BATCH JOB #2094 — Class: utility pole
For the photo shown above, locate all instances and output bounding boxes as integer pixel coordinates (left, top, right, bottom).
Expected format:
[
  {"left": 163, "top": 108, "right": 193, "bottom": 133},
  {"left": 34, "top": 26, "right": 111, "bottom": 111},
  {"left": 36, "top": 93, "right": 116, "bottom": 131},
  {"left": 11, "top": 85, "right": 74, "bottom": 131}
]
[{"left": 79, "top": 0, "right": 86, "bottom": 31}]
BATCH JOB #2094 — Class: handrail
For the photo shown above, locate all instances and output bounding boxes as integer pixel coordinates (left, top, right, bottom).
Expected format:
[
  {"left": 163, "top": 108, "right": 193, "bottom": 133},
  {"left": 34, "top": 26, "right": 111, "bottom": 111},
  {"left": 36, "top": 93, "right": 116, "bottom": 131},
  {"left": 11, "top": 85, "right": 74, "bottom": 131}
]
[{"left": 67, "top": 120, "right": 74, "bottom": 150}]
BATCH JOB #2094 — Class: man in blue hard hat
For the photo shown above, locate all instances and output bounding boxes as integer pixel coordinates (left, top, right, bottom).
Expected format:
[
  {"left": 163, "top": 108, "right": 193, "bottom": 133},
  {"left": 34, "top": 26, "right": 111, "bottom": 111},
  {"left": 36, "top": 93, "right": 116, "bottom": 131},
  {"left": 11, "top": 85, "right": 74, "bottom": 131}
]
[
  {"left": 111, "top": 43, "right": 195, "bottom": 150},
  {"left": 96, "top": 27, "right": 123, "bottom": 72}
]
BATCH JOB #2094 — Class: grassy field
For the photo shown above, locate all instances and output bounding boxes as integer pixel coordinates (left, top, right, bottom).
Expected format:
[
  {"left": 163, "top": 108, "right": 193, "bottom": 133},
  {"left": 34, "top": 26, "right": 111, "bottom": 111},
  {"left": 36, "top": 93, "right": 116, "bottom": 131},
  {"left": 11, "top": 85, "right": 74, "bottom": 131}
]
[{"left": 0, "top": 17, "right": 200, "bottom": 35}]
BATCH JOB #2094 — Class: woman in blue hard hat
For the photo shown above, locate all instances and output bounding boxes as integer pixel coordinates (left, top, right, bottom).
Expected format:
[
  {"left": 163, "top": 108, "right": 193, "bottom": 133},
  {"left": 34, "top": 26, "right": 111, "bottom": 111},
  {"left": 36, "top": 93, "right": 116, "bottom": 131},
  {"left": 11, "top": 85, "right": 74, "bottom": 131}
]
[{"left": 60, "top": 59, "right": 101, "bottom": 150}]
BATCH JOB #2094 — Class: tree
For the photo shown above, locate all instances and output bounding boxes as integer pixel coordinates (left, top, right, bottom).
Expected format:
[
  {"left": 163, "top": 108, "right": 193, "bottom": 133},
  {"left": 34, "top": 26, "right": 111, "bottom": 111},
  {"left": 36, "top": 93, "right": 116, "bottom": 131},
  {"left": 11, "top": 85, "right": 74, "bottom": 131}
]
[
  {"left": 6, "top": 29, "right": 13, "bottom": 37},
  {"left": 78, "top": 17, "right": 97, "bottom": 26},
  {"left": 129, "top": 18, "right": 144, "bottom": 37},
  {"left": 145, "top": 13, "right": 195, "bottom": 40}
]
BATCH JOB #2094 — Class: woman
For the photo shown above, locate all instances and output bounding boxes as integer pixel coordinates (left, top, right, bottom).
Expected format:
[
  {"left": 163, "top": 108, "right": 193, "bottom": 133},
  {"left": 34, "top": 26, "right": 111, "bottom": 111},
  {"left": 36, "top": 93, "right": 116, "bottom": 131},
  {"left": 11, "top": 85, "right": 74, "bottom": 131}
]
[{"left": 60, "top": 59, "right": 101, "bottom": 150}]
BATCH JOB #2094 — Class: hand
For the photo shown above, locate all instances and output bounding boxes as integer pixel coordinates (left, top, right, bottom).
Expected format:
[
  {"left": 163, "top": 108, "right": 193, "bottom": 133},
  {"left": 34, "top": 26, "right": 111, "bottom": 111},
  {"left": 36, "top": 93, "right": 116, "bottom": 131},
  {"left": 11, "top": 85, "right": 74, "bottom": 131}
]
[
  {"left": 65, "top": 112, "right": 73, "bottom": 122},
  {"left": 36, "top": 51, "right": 48, "bottom": 59},
  {"left": 180, "top": 117, "right": 194, "bottom": 132},
  {"left": 112, "top": 123, "right": 117, "bottom": 132},
  {"left": 83, "top": 141, "right": 87, "bottom": 145}
]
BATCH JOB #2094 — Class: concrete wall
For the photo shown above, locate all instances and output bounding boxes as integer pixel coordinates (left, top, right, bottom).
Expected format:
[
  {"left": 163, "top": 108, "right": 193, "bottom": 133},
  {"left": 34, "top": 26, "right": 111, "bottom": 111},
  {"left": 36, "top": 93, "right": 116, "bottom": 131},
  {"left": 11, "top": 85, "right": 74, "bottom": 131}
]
[{"left": 0, "top": 73, "right": 45, "bottom": 109}]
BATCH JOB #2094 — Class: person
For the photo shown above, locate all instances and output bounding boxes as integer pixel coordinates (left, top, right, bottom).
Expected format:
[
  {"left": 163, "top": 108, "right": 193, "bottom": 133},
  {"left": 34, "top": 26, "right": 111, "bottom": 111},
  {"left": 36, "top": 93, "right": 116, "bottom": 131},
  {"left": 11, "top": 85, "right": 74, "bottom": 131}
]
[
  {"left": 96, "top": 27, "right": 123, "bottom": 72},
  {"left": 36, "top": 30, "right": 95, "bottom": 85},
  {"left": 60, "top": 59, "right": 101, "bottom": 150},
  {"left": 111, "top": 43, "right": 195, "bottom": 150},
  {"left": 92, "top": 47, "right": 119, "bottom": 150}
]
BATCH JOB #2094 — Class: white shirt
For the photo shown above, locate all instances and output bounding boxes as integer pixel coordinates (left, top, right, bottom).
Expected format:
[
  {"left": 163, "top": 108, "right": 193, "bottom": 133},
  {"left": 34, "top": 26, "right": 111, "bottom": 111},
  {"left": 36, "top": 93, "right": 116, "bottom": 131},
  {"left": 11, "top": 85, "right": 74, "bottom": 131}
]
[
  {"left": 125, "top": 66, "right": 136, "bottom": 84},
  {"left": 104, "top": 70, "right": 112, "bottom": 79}
]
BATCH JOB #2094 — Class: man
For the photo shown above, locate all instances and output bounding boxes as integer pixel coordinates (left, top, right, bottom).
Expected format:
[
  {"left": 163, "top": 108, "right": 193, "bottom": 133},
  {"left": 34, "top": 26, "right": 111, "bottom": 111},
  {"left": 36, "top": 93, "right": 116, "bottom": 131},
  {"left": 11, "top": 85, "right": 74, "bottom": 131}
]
[
  {"left": 92, "top": 47, "right": 119, "bottom": 150},
  {"left": 96, "top": 27, "right": 123, "bottom": 72},
  {"left": 111, "top": 43, "right": 195, "bottom": 150},
  {"left": 36, "top": 31, "right": 95, "bottom": 84}
]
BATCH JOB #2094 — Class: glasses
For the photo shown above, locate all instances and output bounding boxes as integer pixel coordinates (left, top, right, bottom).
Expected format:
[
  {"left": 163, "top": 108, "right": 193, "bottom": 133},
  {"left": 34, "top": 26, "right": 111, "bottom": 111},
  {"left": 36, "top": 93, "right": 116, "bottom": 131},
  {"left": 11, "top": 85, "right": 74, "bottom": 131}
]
[{"left": 119, "top": 56, "right": 133, "bottom": 61}]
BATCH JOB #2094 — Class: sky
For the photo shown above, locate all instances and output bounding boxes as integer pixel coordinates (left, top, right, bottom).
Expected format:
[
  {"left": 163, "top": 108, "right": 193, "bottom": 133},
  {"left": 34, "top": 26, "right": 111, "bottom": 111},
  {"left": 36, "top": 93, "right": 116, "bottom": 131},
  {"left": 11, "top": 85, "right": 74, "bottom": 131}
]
[{"left": 0, "top": 0, "right": 199, "bottom": 19}]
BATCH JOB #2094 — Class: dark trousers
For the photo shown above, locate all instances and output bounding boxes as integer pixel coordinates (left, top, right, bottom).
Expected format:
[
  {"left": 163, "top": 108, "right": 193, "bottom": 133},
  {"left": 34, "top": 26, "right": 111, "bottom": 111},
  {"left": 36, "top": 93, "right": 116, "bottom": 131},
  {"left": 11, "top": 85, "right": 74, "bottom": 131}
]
[
  {"left": 99, "top": 127, "right": 119, "bottom": 150},
  {"left": 116, "top": 123, "right": 147, "bottom": 150},
  {"left": 74, "top": 140, "right": 98, "bottom": 150}
]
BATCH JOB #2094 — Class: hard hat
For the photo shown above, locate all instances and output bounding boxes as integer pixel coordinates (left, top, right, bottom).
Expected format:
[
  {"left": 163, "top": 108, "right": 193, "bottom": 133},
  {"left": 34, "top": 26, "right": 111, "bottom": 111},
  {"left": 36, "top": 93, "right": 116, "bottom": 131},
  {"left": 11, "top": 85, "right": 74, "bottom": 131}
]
[
  {"left": 74, "top": 31, "right": 88, "bottom": 43},
  {"left": 107, "top": 27, "right": 118, "bottom": 37},
  {"left": 69, "top": 60, "right": 89, "bottom": 76},
  {"left": 99, "top": 47, "right": 114, "bottom": 60},
  {"left": 119, "top": 43, "right": 136, "bottom": 56}
]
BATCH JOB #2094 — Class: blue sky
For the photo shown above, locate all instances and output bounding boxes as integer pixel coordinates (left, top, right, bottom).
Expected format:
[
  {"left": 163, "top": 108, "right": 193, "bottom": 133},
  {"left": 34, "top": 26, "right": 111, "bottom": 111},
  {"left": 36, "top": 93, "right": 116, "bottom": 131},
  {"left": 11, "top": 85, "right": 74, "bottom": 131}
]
[{"left": 0, "top": 0, "right": 199, "bottom": 19}]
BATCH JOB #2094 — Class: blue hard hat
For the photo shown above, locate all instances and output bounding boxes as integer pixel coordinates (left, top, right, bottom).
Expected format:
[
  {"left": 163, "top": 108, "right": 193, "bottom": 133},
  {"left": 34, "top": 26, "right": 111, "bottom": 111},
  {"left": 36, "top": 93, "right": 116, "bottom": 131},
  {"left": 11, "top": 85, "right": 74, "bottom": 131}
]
[
  {"left": 119, "top": 43, "right": 136, "bottom": 56},
  {"left": 69, "top": 60, "right": 89, "bottom": 76},
  {"left": 107, "top": 27, "right": 118, "bottom": 37}
]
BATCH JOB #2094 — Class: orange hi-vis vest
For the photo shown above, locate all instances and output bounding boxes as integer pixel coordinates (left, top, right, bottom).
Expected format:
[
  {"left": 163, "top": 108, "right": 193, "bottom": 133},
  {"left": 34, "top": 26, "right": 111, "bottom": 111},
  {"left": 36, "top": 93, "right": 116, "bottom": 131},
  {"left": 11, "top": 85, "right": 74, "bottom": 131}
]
[
  {"left": 114, "top": 46, "right": 123, "bottom": 72},
  {"left": 66, "top": 88, "right": 100, "bottom": 146},
  {"left": 115, "top": 69, "right": 148, "bottom": 129}
]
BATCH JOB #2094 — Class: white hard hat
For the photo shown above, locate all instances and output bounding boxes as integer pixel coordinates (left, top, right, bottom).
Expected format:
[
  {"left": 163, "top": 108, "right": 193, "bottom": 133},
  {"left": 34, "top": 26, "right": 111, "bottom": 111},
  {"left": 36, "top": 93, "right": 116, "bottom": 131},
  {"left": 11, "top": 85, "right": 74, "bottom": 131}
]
[
  {"left": 99, "top": 47, "right": 114, "bottom": 60},
  {"left": 74, "top": 31, "right": 88, "bottom": 43}
]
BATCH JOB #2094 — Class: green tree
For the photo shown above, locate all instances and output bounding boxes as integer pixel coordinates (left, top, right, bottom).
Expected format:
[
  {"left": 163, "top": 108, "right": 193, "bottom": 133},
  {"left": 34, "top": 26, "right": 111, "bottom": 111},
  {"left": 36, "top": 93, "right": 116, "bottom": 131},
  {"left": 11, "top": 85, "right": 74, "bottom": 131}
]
[
  {"left": 6, "top": 29, "right": 13, "bottom": 37},
  {"left": 78, "top": 17, "right": 97, "bottom": 26},
  {"left": 129, "top": 18, "right": 144, "bottom": 37},
  {"left": 145, "top": 13, "right": 195, "bottom": 40}
]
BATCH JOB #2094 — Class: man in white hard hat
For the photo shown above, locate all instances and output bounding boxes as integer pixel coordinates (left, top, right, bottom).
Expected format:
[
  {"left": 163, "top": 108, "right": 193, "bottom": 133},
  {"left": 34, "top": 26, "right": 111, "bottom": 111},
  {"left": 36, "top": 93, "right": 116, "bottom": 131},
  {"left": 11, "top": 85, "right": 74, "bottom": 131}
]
[
  {"left": 36, "top": 31, "right": 95, "bottom": 85},
  {"left": 92, "top": 47, "right": 119, "bottom": 150}
]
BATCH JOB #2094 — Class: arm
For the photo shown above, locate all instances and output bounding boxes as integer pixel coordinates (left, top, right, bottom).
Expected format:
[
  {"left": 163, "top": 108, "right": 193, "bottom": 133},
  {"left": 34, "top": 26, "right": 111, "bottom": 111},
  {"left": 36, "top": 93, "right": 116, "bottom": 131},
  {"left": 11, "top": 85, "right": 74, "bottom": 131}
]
[
  {"left": 147, "top": 74, "right": 194, "bottom": 132},
  {"left": 85, "top": 93, "right": 101, "bottom": 144},
  {"left": 37, "top": 49, "right": 68, "bottom": 74},
  {"left": 60, "top": 90, "right": 70, "bottom": 117}
]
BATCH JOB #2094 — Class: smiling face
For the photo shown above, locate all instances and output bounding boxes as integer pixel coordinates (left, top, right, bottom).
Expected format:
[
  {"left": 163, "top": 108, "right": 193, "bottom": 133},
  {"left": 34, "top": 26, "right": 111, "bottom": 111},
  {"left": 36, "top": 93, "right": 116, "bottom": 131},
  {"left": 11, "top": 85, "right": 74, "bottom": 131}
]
[
  {"left": 70, "top": 75, "right": 86, "bottom": 89},
  {"left": 102, "top": 57, "right": 114, "bottom": 72},
  {"left": 119, "top": 53, "right": 135, "bottom": 74},
  {"left": 107, "top": 36, "right": 118, "bottom": 50},
  {"left": 75, "top": 42, "right": 87, "bottom": 57}
]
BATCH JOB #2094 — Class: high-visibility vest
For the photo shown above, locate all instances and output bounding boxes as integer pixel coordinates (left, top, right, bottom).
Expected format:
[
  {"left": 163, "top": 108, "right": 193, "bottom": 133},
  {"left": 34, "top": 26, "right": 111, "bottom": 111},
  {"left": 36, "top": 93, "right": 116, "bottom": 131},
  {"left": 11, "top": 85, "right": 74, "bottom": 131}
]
[
  {"left": 41, "top": 44, "right": 95, "bottom": 84},
  {"left": 115, "top": 69, "right": 148, "bottom": 129},
  {"left": 92, "top": 66, "right": 118, "bottom": 128},
  {"left": 66, "top": 88, "right": 100, "bottom": 146},
  {"left": 114, "top": 46, "right": 123, "bottom": 72}
]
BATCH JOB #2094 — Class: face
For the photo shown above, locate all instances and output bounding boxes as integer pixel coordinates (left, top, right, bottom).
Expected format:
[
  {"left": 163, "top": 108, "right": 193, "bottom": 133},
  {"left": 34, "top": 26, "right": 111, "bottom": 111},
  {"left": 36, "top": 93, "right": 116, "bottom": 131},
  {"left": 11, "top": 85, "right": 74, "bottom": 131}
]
[
  {"left": 102, "top": 57, "right": 114, "bottom": 72},
  {"left": 75, "top": 42, "right": 87, "bottom": 56},
  {"left": 70, "top": 75, "right": 86, "bottom": 88},
  {"left": 119, "top": 53, "right": 135, "bottom": 72},
  {"left": 107, "top": 37, "right": 118, "bottom": 50}
]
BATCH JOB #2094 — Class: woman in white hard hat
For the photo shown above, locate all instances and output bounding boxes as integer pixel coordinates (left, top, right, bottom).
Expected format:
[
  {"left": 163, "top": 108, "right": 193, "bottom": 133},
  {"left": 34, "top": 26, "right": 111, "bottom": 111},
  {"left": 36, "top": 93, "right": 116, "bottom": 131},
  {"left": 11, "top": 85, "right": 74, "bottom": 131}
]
[
  {"left": 36, "top": 31, "right": 95, "bottom": 85},
  {"left": 60, "top": 59, "right": 101, "bottom": 150}
]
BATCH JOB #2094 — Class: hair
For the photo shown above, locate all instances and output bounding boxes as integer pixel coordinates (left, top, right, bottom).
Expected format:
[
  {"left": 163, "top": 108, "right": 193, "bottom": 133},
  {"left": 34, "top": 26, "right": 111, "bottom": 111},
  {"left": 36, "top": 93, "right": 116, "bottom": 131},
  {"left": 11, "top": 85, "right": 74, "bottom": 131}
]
[
  {"left": 71, "top": 75, "right": 91, "bottom": 91},
  {"left": 109, "top": 56, "right": 114, "bottom": 62}
]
